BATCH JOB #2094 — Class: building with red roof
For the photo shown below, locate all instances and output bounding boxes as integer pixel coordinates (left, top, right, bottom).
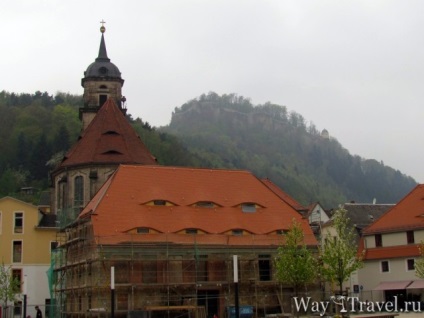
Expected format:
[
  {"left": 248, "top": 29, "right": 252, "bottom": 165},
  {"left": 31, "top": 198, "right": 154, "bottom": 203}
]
[
  {"left": 51, "top": 25, "right": 319, "bottom": 318},
  {"left": 56, "top": 165, "right": 317, "bottom": 318},
  {"left": 51, "top": 26, "right": 157, "bottom": 225},
  {"left": 358, "top": 185, "right": 424, "bottom": 304}
]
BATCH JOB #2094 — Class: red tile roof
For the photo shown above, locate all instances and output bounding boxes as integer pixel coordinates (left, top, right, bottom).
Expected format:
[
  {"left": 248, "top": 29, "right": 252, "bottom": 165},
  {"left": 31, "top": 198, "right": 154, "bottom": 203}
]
[
  {"left": 362, "top": 243, "right": 420, "bottom": 260},
  {"left": 58, "top": 98, "right": 157, "bottom": 169},
  {"left": 260, "top": 178, "right": 306, "bottom": 212},
  {"left": 80, "top": 165, "right": 317, "bottom": 246},
  {"left": 363, "top": 184, "right": 424, "bottom": 235}
]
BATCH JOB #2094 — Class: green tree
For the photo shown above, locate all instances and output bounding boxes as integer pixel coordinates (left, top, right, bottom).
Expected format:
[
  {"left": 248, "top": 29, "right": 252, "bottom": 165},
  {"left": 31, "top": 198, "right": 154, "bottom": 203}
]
[
  {"left": 0, "top": 168, "right": 28, "bottom": 196},
  {"left": 52, "top": 124, "right": 70, "bottom": 153},
  {"left": 275, "top": 219, "right": 317, "bottom": 296},
  {"left": 415, "top": 241, "right": 424, "bottom": 278},
  {"left": 29, "top": 133, "right": 52, "bottom": 182},
  {"left": 320, "top": 207, "right": 363, "bottom": 294},
  {"left": 0, "top": 262, "right": 21, "bottom": 318}
]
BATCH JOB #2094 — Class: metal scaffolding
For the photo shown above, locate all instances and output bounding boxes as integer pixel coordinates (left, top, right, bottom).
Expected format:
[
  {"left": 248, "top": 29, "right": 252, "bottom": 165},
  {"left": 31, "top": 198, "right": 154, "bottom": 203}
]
[{"left": 50, "top": 210, "right": 319, "bottom": 318}]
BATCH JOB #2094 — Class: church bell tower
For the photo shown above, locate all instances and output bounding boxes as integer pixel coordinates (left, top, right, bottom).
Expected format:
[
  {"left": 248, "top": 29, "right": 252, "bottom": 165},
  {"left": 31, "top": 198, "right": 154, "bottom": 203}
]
[{"left": 80, "top": 21, "right": 126, "bottom": 130}]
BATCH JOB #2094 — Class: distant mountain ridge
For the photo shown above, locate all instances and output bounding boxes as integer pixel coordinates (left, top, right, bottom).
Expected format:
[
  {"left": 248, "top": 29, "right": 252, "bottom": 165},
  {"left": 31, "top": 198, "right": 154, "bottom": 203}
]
[
  {"left": 164, "top": 92, "right": 417, "bottom": 208},
  {"left": 0, "top": 90, "right": 416, "bottom": 208}
]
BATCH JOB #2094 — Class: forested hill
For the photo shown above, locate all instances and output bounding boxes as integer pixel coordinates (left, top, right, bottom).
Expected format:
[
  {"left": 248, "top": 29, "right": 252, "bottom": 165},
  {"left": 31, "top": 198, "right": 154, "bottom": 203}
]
[
  {"left": 164, "top": 92, "right": 417, "bottom": 207},
  {"left": 0, "top": 90, "right": 417, "bottom": 208}
]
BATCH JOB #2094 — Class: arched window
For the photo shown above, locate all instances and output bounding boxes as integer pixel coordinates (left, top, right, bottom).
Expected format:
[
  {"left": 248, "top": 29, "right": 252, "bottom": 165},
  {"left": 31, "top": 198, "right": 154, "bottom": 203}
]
[{"left": 74, "top": 176, "right": 84, "bottom": 207}]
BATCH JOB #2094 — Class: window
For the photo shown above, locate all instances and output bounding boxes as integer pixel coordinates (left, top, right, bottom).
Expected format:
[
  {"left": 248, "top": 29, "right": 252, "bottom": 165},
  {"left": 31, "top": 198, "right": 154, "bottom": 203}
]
[
  {"left": 186, "top": 228, "right": 198, "bottom": 235},
  {"left": 375, "top": 234, "right": 382, "bottom": 247},
  {"left": 241, "top": 203, "right": 256, "bottom": 213},
  {"left": 14, "top": 301, "right": 22, "bottom": 317},
  {"left": 12, "top": 241, "right": 22, "bottom": 263},
  {"left": 58, "top": 179, "right": 67, "bottom": 210},
  {"left": 142, "top": 259, "right": 157, "bottom": 284},
  {"left": 197, "top": 255, "right": 208, "bottom": 282},
  {"left": 153, "top": 200, "right": 166, "bottom": 206},
  {"left": 12, "top": 269, "right": 22, "bottom": 292},
  {"left": 50, "top": 241, "right": 58, "bottom": 252},
  {"left": 258, "top": 255, "right": 271, "bottom": 281},
  {"left": 232, "top": 229, "right": 243, "bottom": 236},
  {"left": 14, "top": 212, "right": 23, "bottom": 234},
  {"left": 196, "top": 201, "right": 214, "bottom": 208},
  {"left": 407, "top": 231, "right": 415, "bottom": 244},
  {"left": 74, "top": 176, "right": 84, "bottom": 207},
  {"left": 99, "top": 94, "right": 107, "bottom": 106},
  {"left": 381, "top": 260, "right": 389, "bottom": 273},
  {"left": 137, "top": 227, "right": 149, "bottom": 234},
  {"left": 407, "top": 259, "right": 415, "bottom": 271}
]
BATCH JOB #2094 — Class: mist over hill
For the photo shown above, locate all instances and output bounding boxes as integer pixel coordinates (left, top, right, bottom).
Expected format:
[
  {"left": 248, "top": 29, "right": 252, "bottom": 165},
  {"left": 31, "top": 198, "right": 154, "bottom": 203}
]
[
  {"left": 163, "top": 92, "right": 417, "bottom": 208},
  {"left": 0, "top": 90, "right": 416, "bottom": 208}
]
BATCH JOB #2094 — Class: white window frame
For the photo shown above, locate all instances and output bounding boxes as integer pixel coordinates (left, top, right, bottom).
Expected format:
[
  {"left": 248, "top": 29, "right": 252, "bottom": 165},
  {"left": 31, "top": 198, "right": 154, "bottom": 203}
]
[{"left": 13, "top": 211, "right": 24, "bottom": 234}]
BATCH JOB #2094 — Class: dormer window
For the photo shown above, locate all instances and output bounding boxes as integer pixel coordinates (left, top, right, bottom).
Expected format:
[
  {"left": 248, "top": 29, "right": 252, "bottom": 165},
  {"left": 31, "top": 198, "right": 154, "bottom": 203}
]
[
  {"left": 241, "top": 203, "right": 256, "bottom": 213},
  {"left": 102, "top": 150, "right": 123, "bottom": 155},
  {"left": 232, "top": 229, "right": 243, "bottom": 236},
  {"left": 153, "top": 200, "right": 166, "bottom": 206},
  {"left": 143, "top": 200, "right": 175, "bottom": 207},
  {"left": 196, "top": 201, "right": 215, "bottom": 208},
  {"left": 186, "top": 229, "right": 198, "bottom": 235},
  {"left": 137, "top": 227, "right": 149, "bottom": 234},
  {"left": 103, "top": 130, "right": 119, "bottom": 135}
]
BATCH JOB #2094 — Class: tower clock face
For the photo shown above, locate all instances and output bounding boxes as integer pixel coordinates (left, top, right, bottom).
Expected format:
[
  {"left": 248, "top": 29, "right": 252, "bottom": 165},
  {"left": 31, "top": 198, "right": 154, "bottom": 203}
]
[{"left": 99, "top": 67, "right": 108, "bottom": 75}]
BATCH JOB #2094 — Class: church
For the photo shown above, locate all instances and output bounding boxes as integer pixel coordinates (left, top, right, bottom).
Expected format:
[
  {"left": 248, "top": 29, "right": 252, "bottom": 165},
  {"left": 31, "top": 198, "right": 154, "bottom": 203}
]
[{"left": 51, "top": 24, "right": 318, "bottom": 318}]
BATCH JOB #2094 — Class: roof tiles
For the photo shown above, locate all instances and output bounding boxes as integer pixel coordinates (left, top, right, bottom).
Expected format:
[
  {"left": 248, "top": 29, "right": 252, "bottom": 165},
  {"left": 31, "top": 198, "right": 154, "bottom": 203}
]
[
  {"left": 80, "top": 165, "right": 317, "bottom": 246},
  {"left": 58, "top": 98, "right": 157, "bottom": 169},
  {"left": 363, "top": 184, "right": 424, "bottom": 234}
]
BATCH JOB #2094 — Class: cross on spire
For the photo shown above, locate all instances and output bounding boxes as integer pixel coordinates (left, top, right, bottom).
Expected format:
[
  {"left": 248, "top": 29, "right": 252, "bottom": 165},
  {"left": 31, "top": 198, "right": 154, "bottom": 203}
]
[{"left": 100, "top": 20, "right": 106, "bottom": 33}]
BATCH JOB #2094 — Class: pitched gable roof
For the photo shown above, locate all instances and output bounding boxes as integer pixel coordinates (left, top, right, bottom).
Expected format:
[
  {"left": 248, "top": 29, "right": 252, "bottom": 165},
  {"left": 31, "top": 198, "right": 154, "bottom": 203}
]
[
  {"left": 260, "top": 178, "right": 306, "bottom": 212},
  {"left": 58, "top": 98, "right": 157, "bottom": 169},
  {"left": 363, "top": 184, "right": 424, "bottom": 234},
  {"left": 343, "top": 203, "right": 394, "bottom": 231},
  {"left": 80, "top": 165, "right": 317, "bottom": 246},
  {"left": 0, "top": 196, "right": 38, "bottom": 209}
]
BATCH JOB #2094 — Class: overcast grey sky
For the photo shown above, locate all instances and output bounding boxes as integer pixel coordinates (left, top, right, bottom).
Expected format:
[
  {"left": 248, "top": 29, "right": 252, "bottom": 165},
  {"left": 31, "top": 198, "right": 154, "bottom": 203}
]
[{"left": 2, "top": 0, "right": 424, "bottom": 183}]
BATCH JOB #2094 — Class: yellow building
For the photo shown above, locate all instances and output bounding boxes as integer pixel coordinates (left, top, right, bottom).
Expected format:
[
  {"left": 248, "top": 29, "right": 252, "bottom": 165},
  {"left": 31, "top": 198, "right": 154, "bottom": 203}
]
[{"left": 0, "top": 196, "right": 57, "bottom": 317}]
